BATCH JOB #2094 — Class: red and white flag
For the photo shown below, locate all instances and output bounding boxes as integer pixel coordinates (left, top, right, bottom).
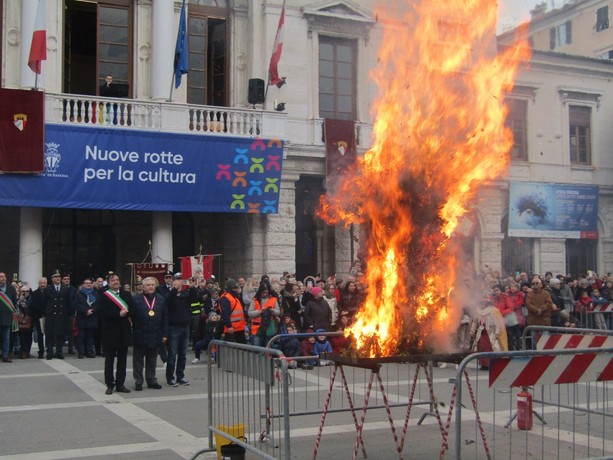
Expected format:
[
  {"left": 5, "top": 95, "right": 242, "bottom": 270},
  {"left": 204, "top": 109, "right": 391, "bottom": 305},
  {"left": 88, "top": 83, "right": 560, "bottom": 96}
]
[
  {"left": 28, "top": 0, "right": 47, "bottom": 74},
  {"left": 180, "top": 255, "right": 214, "bottom": 280},
  {"left": 267, "top": 1, "right": 285, "bottom": 87}
]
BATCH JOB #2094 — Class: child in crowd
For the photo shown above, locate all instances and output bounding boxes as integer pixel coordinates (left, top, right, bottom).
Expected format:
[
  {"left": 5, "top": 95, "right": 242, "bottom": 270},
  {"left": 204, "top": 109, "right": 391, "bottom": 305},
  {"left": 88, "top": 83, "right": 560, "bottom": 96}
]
[
  {"left": 312, "top": 329, "right": 333, "bottom": 366},
  {"left": 279, "top": 323, "right": 301, "bottom": 368},
  {"left": 299, "top": 329, "right": 316, "bottom": 369},
  {"left": 192, "top": 312, "right": 220, "bottom": 364},
  {"left": 590, "top": 288, "right": 609, "bottom": 330},
  {"left": 329, "top": 314, "right": 350, "bottom": 352}
]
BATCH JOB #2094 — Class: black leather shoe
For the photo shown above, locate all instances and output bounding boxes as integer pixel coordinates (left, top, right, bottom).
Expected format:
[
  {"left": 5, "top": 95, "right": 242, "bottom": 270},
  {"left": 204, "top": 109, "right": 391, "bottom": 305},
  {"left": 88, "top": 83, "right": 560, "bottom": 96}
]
[
  {"left": 86, "top": 353, "right": 96, "bottom": 358},
  {"left": 115, "top": 385, "right": 131, "bottom": 393},
  {"left": 78, "top": 354, "right": 84, "bottom": 359},
  {"left": 147, "top": 382, "right": 162, "bottom": 389},
  {"left": 55, "top": 354, "right": 64, "bottom": 359},
  {"left": 38, "top": 353, "right": 44, "bottom": 359},
  {"left": 105, "top": 386, "right": 113, "bottom": 395},
  {"left": 46, "top": 355, "right": 53, "bottom": 360},
  {"left": 135, "top": 383, "right": 143, "bottom": 391}
]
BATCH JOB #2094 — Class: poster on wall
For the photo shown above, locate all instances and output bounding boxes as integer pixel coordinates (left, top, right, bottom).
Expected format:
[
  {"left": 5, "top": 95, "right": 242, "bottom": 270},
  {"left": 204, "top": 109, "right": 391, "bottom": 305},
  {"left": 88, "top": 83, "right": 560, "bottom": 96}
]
[
  {"left": 508, "top": 182, "right": 599, "bottom": 239},
  {"left": 0, "top": 124, "right": 284, "bottom": 213}
]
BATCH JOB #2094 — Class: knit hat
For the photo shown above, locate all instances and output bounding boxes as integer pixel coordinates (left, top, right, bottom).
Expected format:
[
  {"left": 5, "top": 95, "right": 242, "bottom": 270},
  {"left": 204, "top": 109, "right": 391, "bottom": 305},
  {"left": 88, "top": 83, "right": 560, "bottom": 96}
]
[{"left": 310, "top": 287, "right": 323, "bottom": 296}]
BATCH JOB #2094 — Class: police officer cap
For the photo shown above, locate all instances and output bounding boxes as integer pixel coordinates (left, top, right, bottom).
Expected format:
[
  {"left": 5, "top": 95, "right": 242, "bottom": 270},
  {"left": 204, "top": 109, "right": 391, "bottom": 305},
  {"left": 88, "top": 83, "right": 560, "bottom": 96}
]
[
  {"left": 51, "top": 269, "right": 61, "bottom": 278},
  {"left": 226, "top": 278, "right": 239, "bottom": 290},
  {"left": 164, "top": 270, "right": 173, "bottom": 277}
]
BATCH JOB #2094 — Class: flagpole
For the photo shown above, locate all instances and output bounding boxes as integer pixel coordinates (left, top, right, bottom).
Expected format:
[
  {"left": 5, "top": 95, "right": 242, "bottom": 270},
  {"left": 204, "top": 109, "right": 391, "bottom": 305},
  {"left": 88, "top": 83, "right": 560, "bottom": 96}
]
[
  {"left": 168, "top": 75, "right": 174, "bottom": 102},
  {"left": 169, "top": 0, "right": 188, "bottom": 102},
  {"left": 265, "top": 0, "right": 286, "bottom": 106}
]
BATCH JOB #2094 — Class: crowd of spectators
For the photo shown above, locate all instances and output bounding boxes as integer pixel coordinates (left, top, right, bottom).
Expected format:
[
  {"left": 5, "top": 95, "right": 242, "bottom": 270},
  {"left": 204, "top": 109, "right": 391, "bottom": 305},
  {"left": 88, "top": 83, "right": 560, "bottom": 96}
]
[{"left": 1, "top": 267, "right": 611, "bottom": 377}]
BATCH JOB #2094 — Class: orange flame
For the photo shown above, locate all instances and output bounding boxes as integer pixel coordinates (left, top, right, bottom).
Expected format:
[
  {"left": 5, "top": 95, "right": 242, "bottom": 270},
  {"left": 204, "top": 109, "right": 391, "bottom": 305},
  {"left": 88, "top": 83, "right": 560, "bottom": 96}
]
[{"left": 319, "top": 1, "right": 530, "bottom": 357}]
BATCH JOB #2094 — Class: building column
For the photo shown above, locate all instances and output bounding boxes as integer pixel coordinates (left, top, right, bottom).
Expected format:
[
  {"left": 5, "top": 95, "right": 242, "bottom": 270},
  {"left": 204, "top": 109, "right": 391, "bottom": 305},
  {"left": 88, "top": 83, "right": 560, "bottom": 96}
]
[
  {"left": 151, "top": 0, "right": 175, "bottom": 100},
  {"left": 20, "top": 0, "right": 41, "bottom": 89},
  {"left": 19, "top": 207, "right": 43, "bottom": 287},
  {"left": 152, "top": 212, "right": 174, "bottom": 269}
]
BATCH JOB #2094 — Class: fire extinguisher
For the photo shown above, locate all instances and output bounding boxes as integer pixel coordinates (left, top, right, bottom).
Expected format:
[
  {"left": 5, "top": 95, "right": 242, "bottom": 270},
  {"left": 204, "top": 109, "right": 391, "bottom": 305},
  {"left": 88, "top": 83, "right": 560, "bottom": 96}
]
[{"left": 516, "top": 388, "right": 533, "bottom": 430}]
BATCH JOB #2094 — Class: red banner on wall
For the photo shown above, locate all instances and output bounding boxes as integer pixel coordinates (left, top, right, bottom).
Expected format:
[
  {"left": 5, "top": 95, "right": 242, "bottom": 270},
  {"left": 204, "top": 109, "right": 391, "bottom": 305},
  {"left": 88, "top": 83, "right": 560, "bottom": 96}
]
[
  {"left": 0, "top": 88, "right": 45, "bottom": 173},
  {"left": 324, "top": 119, "right": 356, "bottom": 193}
]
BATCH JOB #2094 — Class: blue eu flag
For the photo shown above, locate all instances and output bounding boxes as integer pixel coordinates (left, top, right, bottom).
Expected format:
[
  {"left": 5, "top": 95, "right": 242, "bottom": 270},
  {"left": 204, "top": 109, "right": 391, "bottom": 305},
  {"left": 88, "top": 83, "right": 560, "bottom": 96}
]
[{"left": 174, "top": 0, "right": 188, "bottom": 88}]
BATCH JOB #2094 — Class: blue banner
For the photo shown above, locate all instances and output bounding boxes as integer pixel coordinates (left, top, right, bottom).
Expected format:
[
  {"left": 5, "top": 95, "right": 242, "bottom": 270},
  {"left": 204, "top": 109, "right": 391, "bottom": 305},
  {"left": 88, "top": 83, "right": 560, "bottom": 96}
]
[
  {"left": 0, "top": 124, "right": 284, "bottom": 213},
  {"left": 508, "top": 182, "right": 598, "bottom": 239}
]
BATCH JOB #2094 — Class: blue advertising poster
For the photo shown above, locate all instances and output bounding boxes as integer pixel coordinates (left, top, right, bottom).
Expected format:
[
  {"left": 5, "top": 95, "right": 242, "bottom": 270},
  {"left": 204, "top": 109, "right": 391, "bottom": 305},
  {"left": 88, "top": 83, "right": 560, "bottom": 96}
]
[
  {"left": 508, "top": 182, "right": 599, "bottom": 239},
  {"left": 0, "top": 124, "right": 284, "bottom": 213}
]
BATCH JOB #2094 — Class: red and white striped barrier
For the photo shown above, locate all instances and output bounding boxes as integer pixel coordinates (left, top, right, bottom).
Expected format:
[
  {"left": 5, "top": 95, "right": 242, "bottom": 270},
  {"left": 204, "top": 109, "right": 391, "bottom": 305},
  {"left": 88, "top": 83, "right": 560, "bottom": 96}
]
[
  {"left": 489, "top": 352, "right": 613, "bottom": 388},
  {"left": 590, "top": 303, "right": 613, "bottom": 313},
  {"left": 537, "top": 333, "right": 613, "bottom": 350}
]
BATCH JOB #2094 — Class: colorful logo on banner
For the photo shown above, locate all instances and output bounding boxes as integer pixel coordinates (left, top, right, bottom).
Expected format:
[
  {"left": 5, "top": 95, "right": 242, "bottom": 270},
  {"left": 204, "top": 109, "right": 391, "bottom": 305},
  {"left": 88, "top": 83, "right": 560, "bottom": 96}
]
[
  {"left": 0, "top": 124, "right": 284, "bottom": 213},
  {"left": 215, "top": 138, "right": 282, "bottom": 213}
]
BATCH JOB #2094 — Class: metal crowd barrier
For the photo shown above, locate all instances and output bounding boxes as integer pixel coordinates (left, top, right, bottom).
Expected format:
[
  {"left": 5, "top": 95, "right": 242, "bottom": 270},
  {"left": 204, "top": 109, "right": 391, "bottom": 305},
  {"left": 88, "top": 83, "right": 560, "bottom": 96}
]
[
  {"left": 203, "top": 340, "right": 292, "bottom": 460},
  {"left": 453, "top": 344, "right": 613, "bottom": 460},
  {"left": 266, "top": 332, "right": 435, "bottom": 421}
]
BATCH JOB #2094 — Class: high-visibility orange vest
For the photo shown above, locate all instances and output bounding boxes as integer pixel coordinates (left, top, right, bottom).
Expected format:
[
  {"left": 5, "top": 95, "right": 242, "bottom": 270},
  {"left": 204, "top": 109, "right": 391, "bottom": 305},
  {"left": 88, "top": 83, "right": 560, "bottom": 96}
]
[
  {"left": 250, "top": 297, "right": 278, "bottom": 336},
  {"left": 221, "top": 292, "right": 246, "bottom": 333}
]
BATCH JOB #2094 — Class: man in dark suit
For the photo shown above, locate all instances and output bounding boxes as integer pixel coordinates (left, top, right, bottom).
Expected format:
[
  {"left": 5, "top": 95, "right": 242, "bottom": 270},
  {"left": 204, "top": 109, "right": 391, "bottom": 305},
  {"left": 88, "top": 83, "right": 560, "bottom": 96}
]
[
  {"left": 155, "top": 271, "right": 174, "bottom": 300},
  {"left": 29, "top": 277, "right": 48, "bottom": 358},
  {"left": 43, "top": 270, "right": 74, "bottom": 359},
  {"left": 0, "top": 272, "right": 18, "bottom": 362},
  {"left": 99, "top": 273, "right": 133, "bottom": 395},
  {"left": 62, "top": 273, "right": 77, "bottom": 355}
]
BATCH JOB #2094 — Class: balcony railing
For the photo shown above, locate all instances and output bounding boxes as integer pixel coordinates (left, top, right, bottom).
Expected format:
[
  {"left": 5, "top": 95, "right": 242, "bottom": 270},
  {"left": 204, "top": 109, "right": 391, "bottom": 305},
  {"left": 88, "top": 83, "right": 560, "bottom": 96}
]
[{"left": 45, "top": 93, "right": 286, "bottom": 139}]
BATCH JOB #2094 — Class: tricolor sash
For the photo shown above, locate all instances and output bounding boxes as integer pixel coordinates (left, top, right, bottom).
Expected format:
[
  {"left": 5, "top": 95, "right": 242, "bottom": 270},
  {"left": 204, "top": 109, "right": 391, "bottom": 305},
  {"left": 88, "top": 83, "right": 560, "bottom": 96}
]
[
  {"left": 0, "top": 290, "right": 19, "bottom": 332},
  {"left": 103, "top": 290, "right": 129, "bottom": 311}
]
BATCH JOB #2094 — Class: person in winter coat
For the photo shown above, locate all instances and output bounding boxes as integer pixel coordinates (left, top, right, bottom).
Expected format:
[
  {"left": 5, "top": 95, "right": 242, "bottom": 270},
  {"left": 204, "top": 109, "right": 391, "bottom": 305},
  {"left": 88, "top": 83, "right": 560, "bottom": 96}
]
[
  {"left": 131, "top": 277, "right": 167, "bottom": 390},
  {"left": 166, "top": 276, "right": 198, "bottom": 386},
  {"left": 75, "top": 277, "right": 99, "bottom": 358},
  {"left": 303, "top": 287, "right": 332, "bottom": 332},
  {"left": 470, "top": 302, "right": 507, "bottom": 370},
  {"left": 99, "top": 273, "right": 133, "bottom": 395},
  {"left": 504, "top": 282, "right": 525, "bottom": 350},
  {"left": 192, "top": 311, "right": 220, "bottom": 364},
  {"left": 590, "top": 288, "right": 609, "bottom": 330},
  {"left": 312, "top": 329, "right": 333, "bottom": 366},
  {"left": 525, "top": 277, "right": 554, "bottom": 327}
]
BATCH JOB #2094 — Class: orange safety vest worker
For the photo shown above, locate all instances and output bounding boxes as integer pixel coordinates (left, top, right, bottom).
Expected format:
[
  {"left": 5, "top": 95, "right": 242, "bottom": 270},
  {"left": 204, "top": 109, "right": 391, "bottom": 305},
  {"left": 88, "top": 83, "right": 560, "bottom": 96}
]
[
  {"left": 250, "top": 297, "right": 278, "bottom": 336},
  {"left": 221, "top": 291, "right": 246, "bottom": 334}
]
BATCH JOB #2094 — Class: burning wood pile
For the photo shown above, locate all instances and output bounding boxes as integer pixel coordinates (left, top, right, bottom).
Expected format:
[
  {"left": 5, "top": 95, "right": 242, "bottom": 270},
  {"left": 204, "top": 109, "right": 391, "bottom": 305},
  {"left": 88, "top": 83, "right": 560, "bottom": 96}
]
[{"left": 319, "top": 0, "right": 530, "bottom": 358}]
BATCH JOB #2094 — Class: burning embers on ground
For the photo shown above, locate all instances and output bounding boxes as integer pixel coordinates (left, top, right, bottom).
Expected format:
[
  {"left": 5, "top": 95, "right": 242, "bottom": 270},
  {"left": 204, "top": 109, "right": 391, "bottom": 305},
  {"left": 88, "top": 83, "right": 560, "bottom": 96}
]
[{"left": 319, "top": 1, "right": 530, "bottom": 358}]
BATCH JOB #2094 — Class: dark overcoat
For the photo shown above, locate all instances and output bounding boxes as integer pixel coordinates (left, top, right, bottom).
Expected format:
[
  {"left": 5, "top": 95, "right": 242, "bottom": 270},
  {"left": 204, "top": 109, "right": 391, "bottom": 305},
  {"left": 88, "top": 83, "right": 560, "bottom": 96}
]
[
  {"left": 75, "top": 290, "right": 99, "bottom": 329},
  {"left": 43, "top": 284, "right": 73, "bottom": 335},
  {"left": 131, "top": 293, "right": 168, "bottom": 348},
  {"left": 99, "top": 289, "right": 133, "bottom": 349}
]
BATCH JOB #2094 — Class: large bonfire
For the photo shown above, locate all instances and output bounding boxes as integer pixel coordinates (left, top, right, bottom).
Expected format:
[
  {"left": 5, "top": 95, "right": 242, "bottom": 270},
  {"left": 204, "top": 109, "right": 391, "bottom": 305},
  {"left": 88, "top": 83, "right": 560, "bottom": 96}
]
[{"left": 319, "top": 0, "right": 531, "bottom": 357}]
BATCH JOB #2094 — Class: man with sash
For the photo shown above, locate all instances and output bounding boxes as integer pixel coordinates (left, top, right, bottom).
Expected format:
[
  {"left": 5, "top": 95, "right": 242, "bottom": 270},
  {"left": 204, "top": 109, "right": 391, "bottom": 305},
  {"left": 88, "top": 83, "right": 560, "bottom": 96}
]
[
  {"left": 43, "top": 270, "right": 74, "bottom": 360},
  {"left": 99, "top": 273, "right": 133, "bottom": 395},
  {"left": 0, "top": 272, "right": 18, "bottom": 362},
  {"left": 131, "top": 276, "right": 167, "bottom": 391}
]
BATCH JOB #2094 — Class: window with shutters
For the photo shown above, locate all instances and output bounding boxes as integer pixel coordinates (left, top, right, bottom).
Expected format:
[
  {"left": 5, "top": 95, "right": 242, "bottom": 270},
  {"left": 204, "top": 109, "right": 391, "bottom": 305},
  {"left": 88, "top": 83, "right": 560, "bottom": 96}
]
[
  {"left": 319, "top": 37, "right": 357, "bottom": 120},
  {"left": 187, "top": 2, "right": 228, "bottom": 106},
  {"left": 505, "top": 99, "right": 528, "bottom": 161},
  {"left": 549, "top": 21, "right": 572, "bottom": 49},
  {"left": 569, "top": 105, "right": 591, "bottom": 165},
  {"left": 63, "top": 0, "right": 133, "bottom": 97},
  {"left": 596, "top": 6, "right": 609, "bottom": 32}
]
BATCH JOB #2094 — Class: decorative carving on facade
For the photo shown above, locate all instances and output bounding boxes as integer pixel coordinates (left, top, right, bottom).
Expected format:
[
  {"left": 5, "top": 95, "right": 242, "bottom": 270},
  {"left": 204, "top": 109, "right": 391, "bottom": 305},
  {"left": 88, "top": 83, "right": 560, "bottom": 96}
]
[{"left": 302, "top": 1, "right": 375, "bottom": 41}]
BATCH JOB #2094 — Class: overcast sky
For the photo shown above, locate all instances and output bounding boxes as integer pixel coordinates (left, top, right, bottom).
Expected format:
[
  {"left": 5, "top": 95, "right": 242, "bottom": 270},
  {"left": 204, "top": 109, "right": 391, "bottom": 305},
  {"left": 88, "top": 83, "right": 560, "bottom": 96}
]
[{"left": 498, "top": 0, "right": 555, "bottom": 32}]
